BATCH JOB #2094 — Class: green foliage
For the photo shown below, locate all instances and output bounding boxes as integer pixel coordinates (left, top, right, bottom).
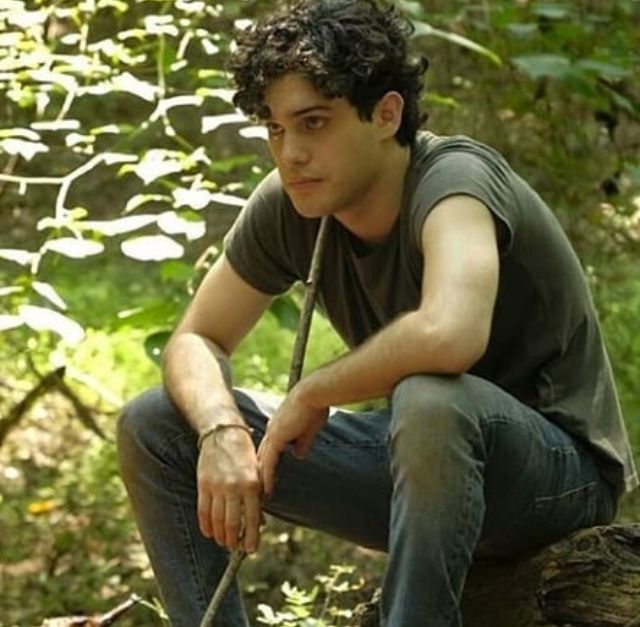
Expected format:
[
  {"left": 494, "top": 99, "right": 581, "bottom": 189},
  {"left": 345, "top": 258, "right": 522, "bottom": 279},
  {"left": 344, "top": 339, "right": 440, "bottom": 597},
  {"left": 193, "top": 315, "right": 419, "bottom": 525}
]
[
  {"left": 256, "top": 565, "right": 366, "bottom": 627},
  {"left": 1, "top": 0, "right": 639, "bottom": 625},
  {"left": 0, "top": 0, "right": 264, "bottom": 362}
]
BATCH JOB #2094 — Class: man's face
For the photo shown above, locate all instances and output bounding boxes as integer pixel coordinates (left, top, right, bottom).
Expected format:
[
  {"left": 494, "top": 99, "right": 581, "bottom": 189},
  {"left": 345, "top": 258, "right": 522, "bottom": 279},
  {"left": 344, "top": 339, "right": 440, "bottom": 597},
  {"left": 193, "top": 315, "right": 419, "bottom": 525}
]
[{"left": 262, "top": 72, "right": 387, "bottom": 220}]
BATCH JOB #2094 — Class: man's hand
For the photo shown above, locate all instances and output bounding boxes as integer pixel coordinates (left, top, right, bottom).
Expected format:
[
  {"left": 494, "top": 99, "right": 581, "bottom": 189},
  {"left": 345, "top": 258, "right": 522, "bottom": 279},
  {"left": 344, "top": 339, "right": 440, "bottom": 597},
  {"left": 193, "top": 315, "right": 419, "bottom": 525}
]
[
  {"left": 197, "top": 427, "right": 262, "bottom": 553},
  {"left": 257, "top": 382, "right": 329, "bottom": 497}
]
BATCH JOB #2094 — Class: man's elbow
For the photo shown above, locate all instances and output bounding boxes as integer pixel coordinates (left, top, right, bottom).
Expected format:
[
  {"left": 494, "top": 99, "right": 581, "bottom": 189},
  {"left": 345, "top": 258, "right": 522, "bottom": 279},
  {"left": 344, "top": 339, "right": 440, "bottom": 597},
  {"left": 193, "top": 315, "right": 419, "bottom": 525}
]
[
  {"left": 439, "top": 342, "right": 487, "bottom": 374},
  {"left": 421, "top": 321, "right": 490, "bottom": 375}
]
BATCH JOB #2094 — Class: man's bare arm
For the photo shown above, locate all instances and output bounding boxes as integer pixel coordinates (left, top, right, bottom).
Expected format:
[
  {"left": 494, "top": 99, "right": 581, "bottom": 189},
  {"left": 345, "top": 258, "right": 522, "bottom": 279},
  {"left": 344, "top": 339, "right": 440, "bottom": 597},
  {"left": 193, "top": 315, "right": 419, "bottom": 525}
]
[
  {"left": 299, "top": 194, "right": 499, "bottom": 406},
  {"left": 162, "top": 254, "right": 272, "bottom": 552},
  {"left": 258, "top": 195, "right": 500, "bottom": 492},
  {"left": 162, "top": 254, "right": 272, "bottom": 431}
]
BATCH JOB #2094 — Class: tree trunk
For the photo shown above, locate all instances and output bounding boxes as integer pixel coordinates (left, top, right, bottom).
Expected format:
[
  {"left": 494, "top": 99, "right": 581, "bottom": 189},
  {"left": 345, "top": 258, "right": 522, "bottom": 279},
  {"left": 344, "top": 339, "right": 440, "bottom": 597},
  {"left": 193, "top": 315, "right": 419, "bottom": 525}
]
[{"left": 353, "top": 524, "right": 640, "bottom": 627}]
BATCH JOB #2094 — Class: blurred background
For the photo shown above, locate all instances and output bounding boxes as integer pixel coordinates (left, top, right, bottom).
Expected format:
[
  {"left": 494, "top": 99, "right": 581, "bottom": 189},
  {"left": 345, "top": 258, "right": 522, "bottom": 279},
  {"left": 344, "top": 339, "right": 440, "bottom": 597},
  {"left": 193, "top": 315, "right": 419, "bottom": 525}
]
[{"left": 1, "top": 0, "right": 638, "bottom": 624}]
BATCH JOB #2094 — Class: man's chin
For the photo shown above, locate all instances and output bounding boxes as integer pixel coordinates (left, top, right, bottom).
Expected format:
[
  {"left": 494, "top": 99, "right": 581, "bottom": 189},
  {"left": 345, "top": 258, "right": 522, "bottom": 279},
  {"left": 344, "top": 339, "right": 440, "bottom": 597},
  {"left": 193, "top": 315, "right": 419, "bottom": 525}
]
[{"left": 291, "top": 202, "right": 332, "bottom": 220}]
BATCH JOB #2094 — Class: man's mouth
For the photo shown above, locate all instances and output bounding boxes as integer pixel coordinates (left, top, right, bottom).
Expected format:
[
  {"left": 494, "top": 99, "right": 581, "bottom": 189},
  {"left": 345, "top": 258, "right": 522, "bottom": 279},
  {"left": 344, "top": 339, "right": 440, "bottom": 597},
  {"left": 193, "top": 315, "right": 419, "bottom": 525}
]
[{"left": 288, "top": 178, "right": 322, "bottom": 189}]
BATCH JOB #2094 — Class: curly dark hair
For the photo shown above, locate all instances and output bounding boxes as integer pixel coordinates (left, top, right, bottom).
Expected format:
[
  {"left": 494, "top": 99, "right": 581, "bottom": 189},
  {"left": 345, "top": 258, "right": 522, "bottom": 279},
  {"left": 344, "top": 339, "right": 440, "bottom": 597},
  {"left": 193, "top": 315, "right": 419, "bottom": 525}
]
[{"left": 229, "top": 0, "right": 428, "bottom": 146}]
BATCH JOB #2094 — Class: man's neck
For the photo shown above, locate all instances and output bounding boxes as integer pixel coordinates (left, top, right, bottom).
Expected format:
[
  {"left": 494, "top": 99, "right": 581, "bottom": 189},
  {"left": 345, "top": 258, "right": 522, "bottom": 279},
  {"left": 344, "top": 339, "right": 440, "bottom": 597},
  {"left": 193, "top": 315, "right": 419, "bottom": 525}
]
[{"left": 334, "top": 142, "right": 412, "bottom": 244}]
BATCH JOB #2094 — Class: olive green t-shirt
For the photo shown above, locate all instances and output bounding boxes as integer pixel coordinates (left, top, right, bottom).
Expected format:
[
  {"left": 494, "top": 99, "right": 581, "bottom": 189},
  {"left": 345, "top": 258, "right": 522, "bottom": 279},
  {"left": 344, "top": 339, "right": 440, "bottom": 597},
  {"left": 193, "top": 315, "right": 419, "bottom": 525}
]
[{"left": 224, "top": 131, "right": 638, "bottom": 496}]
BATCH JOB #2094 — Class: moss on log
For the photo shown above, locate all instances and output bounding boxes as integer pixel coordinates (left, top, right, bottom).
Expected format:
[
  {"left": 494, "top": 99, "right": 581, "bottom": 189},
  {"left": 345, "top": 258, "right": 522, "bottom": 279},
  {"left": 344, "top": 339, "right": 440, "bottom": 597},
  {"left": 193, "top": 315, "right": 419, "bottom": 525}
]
[{"left": 353, "top": 524, "right": 640, "bottom": 627}]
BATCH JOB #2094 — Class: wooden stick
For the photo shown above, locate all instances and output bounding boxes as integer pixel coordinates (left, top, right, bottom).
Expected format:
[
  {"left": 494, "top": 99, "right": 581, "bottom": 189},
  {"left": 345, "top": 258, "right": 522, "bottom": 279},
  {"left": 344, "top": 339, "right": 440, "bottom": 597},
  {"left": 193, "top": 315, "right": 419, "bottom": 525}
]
[
  {"left": 198, "top": 216, "right": 331, "bottom": 627},
  {"left": 287, "top": 215, "right": 331, "bottom": 391}
]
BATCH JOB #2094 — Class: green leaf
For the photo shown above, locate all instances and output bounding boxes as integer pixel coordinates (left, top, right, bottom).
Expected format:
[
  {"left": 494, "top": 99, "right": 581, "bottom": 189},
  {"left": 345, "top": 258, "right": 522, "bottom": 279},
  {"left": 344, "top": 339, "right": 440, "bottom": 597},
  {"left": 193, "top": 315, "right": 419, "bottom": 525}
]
[
  {"left": 31, "top": 120, "right": 81, "bottom": 131},
  {"left": 200, "top": 38, "right": 220, "bottom": 56},
  {"left": 120, "top": 235, "right": 184, "bottom": 261},
  {"left": 157, "top": 211, "right": 206, "bottom": 241},
  {"left": 126, "top": 150, "right": 185, "bottom": 184},
  {"left": 43, "top": 238, "right": 105, "bottom": 259},
  {"left": 90, "top": 124, "right": 121, "bottom": 136},
  {"left": 123, "top": 193, "right": 170, "bottom": 214},
  {"left": 175, "top": 0, "right": 207, "bottom": 15},
  {"left": 239, "top": 126, "right": 267, "bottom": 140},
  {"left": 506, "top": 23, "right": 538, "bottom": 37},
  {"left": 97, "top": 0, "right": 129, "bottom": 12},
  {"left": 269, "top": 296, "right": 300, "bottom": 332},
  {"left": 512, "top": 54, "right": 572, "bottom": 79},
  {"left": 143, "top": 14, "right": 179, "bottom": 37},
  {"left": 18, "top": 305, "right": 85, "bottom": 344},
  {"left": 0, "top": 127, "right": 40, "bottom": 140},
  {"left": 0, "top": 286, "right": 24, "bottom": 297},
  {"left": 160, "top": 260, "right": 195, "bottom": 283},
  {"left": 532, "top": 3, "right": 571, "bottom": 20},
  {"left": 6, "top": 8, "right": 48, "bottom": 28},
  {"left": 412, "top": 22, "right": 502, "bottom": 65},
  {"left": 209, "top": 154, "right": 256, "bottom": 173},
  {"left": 575, "top": 60, "right": 631, "bottom": 80},
  {"left": 68, "top": 207, "right": 89, "bottom": 221},
  {"left": 28, "top": 69, "right": 78, "bottom": 92},
  {"left": 0, "top": 315, "right": 23, "bottom": 332},
  {"left": 116, "top": 301, "right": 178, "bottom": 328},
  {"left": 396, "top": 1, "right": 425, "bottom": 18},
  {"left": 32, "top": 281, "right": 67, "bottom": 310},
  {"left": 65, "top": 133, "right": 96, "bottom": 148},
  {"left": 424, "top": 93, "right": 460, "bottom": 109},
  {"left": 202, "top": 113, "right": 248, "bottom": 134},
  {"left": 144, "top": 330, "right": 171, "bottom": 364},
  {"left": 195, "top": 87, "right": 235, "bottom": 103},
  {"left": 81, "top": 215, "right": 158, "bottom": 236},
  {"left": 0, "top": 248, "right": 37, "bottom": 266},
  {"left": 172, "top": 187, "right": 211, "bottom": 210},
  {"left": 0, "top": 138, "right": 48, "bottom": 160},
  {"left": 112, "top": 72, "right": 159, "bottom": 102},
  {"left": 0, "top": 32, "right": 23, "bottom": 48},
  {"left": 149, "top": 95, "right": 204, "bottom": 122},
  {"left": 209, "top": 192, "right": 246, "bottom": 207}
]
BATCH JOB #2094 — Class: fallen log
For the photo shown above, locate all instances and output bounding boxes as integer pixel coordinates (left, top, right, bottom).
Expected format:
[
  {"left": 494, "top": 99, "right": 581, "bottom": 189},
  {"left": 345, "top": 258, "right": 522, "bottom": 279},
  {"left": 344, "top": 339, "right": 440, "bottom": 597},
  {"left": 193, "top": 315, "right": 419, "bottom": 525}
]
[{"left": 353, "top": 524, "right": 640, "bottom": 627}]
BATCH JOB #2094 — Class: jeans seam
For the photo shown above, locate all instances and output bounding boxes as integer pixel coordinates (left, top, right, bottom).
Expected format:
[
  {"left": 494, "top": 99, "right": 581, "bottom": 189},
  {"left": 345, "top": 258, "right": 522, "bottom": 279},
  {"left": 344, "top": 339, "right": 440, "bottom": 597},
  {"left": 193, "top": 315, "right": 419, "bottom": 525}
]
[
  {"left": 441, "top": 407, "right": 484, "bottom": 625},
  {"left": 481, "top": 414, "right": 581, "bottom": 455},
  {"left": 158, "top": 430, "right": 210, "bottom": 613}
]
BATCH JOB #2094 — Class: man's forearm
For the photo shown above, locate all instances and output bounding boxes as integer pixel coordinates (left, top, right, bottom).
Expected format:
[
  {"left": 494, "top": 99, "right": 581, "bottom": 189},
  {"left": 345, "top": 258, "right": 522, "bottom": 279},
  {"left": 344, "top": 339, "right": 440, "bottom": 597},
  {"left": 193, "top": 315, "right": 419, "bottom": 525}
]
[
  {"left": 298, "top": 309, "right": 483, "bottom": 409},
  {"left": 162, "top": 331, "right": 245, "bottom": 433}
]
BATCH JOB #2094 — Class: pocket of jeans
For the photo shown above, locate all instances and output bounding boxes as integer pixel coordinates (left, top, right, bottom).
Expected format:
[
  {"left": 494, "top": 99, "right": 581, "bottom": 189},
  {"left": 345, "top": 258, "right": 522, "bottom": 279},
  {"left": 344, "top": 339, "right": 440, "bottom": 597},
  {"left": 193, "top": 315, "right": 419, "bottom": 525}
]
[{"left": 525, "top": 481, "right": 599, "bottom": 546}]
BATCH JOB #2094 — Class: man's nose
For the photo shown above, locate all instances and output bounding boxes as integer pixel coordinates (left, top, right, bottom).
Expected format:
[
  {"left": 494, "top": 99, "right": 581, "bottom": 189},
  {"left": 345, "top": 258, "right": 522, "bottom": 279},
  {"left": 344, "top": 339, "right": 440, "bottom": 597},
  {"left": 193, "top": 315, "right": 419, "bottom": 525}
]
[{"left": 280, "top": 133, "right": 310, "bottom": 166}]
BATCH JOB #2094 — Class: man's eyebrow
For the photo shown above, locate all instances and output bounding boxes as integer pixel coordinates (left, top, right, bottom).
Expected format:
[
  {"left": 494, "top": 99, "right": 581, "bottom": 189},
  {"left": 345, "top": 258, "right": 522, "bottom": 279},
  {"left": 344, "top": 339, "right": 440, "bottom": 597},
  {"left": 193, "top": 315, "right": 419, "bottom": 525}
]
[
  {"left": 291, "top": 105, "right": 332, "bottom": 117},
  {"left": 264, "top": 104, "right": 332, "bottom": 120}
]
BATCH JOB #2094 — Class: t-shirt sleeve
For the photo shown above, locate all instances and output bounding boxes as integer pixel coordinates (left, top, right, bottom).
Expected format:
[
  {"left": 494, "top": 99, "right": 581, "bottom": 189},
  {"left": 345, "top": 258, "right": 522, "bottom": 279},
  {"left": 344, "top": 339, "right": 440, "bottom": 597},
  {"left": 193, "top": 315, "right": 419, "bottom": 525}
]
[
  {"left": 411, "top": 148, "right": 516, "bottom": 255},
  {"left": 223, "top": 170, "right": 298, "bottom": 295}
]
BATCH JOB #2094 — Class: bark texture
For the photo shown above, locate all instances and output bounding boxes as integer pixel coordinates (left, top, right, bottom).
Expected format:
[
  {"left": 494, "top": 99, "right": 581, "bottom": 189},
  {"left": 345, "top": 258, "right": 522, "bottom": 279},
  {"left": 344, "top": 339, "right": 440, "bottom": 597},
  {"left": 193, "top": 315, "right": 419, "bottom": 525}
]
[{"left": 353, "top": 524, "right": 640, "bottom": 627}]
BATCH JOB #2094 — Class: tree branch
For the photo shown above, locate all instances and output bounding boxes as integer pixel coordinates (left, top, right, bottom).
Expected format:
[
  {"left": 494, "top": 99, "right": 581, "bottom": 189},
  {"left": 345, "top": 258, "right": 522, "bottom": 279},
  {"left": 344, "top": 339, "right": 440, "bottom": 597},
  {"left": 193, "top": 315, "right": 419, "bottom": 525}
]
[{"left": 0, "top": 367, "right": 66, "bottom": 448}]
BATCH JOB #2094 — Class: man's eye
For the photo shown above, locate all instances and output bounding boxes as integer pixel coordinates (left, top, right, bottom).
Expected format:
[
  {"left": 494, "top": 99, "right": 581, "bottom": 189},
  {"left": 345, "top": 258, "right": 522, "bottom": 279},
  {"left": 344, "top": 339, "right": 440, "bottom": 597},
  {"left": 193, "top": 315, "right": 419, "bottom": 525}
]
[
  {"left": 266, "top": 123, "right": 283, "bottom": 136},
  {"left": 304, "top": 116, "right": 326, "bottom": 130}
]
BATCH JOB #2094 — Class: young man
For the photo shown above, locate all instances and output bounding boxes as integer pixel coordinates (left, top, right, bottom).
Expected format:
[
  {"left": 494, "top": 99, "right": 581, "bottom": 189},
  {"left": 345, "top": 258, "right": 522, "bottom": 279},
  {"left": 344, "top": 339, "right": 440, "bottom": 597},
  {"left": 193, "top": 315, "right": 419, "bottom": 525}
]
[{"left": 117, "top": 1, "right": 637, "bottom": 625}]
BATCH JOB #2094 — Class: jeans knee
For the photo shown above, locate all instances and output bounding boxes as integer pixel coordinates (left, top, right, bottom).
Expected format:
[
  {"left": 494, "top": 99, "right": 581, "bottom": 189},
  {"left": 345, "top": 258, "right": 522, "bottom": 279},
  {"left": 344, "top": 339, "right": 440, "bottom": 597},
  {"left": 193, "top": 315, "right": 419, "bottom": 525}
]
[
  {"left": 390, "top": 375, "right": 481, "bottom": 467},
  {"left": 118, "top": 389, "right": 153, "bottom": 448},
  {"left": 117, "top": 387, "right": 187, "bottom": 480}
]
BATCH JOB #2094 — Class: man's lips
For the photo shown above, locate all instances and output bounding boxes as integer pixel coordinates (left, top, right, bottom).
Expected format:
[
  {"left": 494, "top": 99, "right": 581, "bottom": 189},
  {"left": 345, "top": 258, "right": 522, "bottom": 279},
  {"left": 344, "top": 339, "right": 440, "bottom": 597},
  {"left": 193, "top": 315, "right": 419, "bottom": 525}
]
[{"left": 287, "top": 178, "right": 322, "bottom": 189}]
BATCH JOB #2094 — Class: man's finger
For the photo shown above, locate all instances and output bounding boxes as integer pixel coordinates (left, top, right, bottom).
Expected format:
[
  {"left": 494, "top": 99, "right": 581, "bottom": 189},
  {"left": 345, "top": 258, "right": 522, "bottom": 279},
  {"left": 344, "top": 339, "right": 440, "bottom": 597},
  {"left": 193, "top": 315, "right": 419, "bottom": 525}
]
[
  {"left": 197, "top": 491, "right": 212, "bottom": 538},
  {"left": 224, "top": 497, "right": 242, "bottom": 549},
  {"left": 242, "top": 495, "right": 261, "bottom": 554},
  {"left": 258, "top": 439, "right": 280, "bottom": 497},
  {"left": 211, "top": 495, "right": 226, "bottom": 547}
]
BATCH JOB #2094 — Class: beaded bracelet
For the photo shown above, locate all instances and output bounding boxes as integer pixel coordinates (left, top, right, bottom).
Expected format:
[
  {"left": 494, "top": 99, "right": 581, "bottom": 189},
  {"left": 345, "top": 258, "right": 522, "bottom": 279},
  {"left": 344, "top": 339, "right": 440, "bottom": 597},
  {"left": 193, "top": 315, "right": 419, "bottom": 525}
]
[{"left": 197, "top": 423, "right": 254, "bottom": 451}]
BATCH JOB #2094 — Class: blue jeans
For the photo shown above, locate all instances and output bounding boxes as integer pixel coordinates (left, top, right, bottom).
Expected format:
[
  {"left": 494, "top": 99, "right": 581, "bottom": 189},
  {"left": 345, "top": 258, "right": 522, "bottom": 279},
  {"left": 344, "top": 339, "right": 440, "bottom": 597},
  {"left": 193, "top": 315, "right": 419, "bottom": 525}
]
[{"left": 117, "top": 374, "right": 616, "bottom": 627}]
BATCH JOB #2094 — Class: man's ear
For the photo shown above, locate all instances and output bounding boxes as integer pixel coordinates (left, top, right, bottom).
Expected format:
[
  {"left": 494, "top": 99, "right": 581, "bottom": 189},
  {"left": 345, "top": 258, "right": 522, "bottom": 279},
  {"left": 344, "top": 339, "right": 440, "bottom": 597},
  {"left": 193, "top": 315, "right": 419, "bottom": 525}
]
[{"left": 374, "top": 91, "right": 405, "bottom": 140}]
